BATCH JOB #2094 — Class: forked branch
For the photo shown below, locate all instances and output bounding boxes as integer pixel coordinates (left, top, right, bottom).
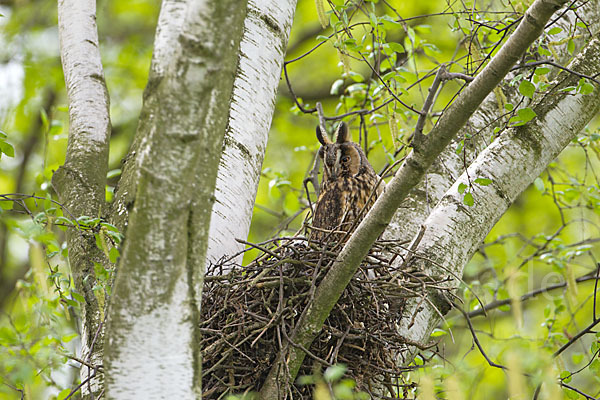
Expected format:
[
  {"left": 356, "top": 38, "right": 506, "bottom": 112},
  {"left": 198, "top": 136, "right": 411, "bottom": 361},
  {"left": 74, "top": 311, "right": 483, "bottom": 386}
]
[{"left": 259, "top": 0, "right": 569, "bottom": 396}]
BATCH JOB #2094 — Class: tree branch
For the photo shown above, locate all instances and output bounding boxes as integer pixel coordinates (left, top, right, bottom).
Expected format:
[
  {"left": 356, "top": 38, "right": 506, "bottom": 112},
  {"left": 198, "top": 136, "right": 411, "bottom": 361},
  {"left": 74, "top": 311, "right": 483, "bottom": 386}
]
[
  {"left": 395, "top": 35, "right": 600, "bottom": 366},
  {"left": 205, "top": 0, "right": 298, "bottom": 267},
  {"left": 468, "top": 271, "right": 600, "bottom": 318},
  {"left": 53, "top": 1, "right": 111, "bottom": 397},
  {"left": 259, "top": 0, "right": 570, "bottom": 395}
]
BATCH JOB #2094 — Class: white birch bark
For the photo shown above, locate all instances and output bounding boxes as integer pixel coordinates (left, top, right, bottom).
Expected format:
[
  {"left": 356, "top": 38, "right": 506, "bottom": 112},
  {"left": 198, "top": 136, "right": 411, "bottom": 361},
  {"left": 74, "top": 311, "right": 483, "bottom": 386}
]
[
  {"left": 55, "top": 1, "right": 111, "bottom": 397},
  {"left": 104, "top": 0, "right": 247, "bottom": 398},
  {"left": 396, "top": 35, "right": 600, "bottom": 364},
  {"left": 386, "top": 3, "right": 600, "bottom": 244},
  {"left": 206, "top": 0, "right": 297, "bottom": 267},
  {"left": 261, "top": 0, "right": 572, "bottom": 395},
  {"left": 110, "top": 0, "right": 186, "bottom": 230}
]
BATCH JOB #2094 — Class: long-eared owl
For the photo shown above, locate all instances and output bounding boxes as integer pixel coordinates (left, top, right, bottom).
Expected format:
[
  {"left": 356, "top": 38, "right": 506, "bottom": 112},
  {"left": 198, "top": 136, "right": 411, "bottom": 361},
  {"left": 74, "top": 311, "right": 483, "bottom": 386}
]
[{"left": 310, "top": 122, "right": 384, "bottom": 243}]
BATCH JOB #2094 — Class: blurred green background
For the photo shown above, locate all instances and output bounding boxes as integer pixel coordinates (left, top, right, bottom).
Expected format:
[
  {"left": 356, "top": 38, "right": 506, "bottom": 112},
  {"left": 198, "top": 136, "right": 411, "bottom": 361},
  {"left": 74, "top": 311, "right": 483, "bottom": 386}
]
[{"left": 0, "top": 0, "right": 598, "bottom": 398}]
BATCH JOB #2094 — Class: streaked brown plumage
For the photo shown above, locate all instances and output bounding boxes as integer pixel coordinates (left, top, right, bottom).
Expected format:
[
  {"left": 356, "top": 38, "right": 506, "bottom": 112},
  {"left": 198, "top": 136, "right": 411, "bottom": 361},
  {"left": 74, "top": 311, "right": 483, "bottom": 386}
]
[{"left": 310, "top": 122, "right": 384, "bottom": 243}]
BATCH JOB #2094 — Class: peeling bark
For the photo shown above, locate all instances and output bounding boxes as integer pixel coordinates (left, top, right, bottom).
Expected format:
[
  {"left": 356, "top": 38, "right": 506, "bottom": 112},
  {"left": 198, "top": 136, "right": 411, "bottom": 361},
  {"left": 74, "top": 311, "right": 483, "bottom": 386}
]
[{"left": 53, "top": 0, "right": 111, "bottom": 397}]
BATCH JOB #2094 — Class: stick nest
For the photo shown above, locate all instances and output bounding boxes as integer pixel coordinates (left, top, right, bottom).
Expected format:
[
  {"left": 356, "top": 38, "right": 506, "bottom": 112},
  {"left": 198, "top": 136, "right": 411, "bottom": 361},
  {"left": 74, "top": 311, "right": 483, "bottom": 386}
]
[{"left": 201, "top": 237, "right": 448, "bottom": 399}]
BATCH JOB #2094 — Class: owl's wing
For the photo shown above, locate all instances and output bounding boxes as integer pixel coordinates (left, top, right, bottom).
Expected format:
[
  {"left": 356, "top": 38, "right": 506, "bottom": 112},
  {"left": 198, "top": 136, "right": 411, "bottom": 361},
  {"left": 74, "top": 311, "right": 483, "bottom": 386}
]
[{"left": 312, "top": 187, "right": 344, "bottom": 231}]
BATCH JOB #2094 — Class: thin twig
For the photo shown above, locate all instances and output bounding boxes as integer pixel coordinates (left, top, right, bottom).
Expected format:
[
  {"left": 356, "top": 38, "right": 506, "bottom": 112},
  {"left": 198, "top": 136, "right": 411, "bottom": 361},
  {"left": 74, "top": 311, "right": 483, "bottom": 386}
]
[
  {"left": 511, "top": 59, "right": 600, "bottom": 85},
  {"left": 453, "top": 303, "right": 507, "bottom": 370}
]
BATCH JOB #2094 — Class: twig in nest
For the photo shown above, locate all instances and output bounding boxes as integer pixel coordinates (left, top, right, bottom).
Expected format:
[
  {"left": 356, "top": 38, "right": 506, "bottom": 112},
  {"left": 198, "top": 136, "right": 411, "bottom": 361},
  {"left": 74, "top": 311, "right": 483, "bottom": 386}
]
[{"left": 200, "top": 237, "right": 450, "bottom": 398}]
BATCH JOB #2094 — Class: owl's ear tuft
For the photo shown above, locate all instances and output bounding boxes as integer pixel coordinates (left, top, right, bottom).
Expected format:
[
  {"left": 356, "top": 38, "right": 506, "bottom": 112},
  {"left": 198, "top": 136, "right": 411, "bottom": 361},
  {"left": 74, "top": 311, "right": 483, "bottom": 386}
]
[
  {"left": 316, "top": 125, "right": 332, "bottom": 145},
  {"left": 335, "top": 122, "right": 350, "bottom": 143}
]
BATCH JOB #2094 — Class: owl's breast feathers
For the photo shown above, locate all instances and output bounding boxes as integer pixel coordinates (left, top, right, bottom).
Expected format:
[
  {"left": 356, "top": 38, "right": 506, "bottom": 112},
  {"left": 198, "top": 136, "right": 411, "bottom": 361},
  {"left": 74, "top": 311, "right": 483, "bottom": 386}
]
[{"left": 310, "top": 171, "right": 383, "bottom": 242}]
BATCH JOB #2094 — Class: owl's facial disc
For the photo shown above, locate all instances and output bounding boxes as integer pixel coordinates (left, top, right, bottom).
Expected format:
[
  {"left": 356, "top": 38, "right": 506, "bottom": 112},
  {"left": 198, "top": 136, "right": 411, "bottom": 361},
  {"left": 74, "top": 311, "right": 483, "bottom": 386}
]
[{"left": 332, "top": 148, "right": 342, "bottom": 179}]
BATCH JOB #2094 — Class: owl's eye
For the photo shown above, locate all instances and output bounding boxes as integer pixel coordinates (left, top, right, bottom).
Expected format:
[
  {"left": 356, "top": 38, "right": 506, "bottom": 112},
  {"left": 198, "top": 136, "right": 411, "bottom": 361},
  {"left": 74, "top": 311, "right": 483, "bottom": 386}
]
[{"left": 341, "top": 155, "right": 350, "bottom": 163}]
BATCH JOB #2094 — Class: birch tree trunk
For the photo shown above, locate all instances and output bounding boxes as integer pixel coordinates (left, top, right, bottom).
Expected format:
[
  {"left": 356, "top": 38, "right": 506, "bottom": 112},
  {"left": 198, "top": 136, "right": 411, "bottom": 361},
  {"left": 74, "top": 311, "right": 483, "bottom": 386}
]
[
  {"left": 104, "top": 0, "right": 298, "bottom": 398},
  {"left": 104, "top": 1, "right": 248, "bottom": 398},
  {"left": 384, "top": 3, "right": 600, "bottom": 362},
  {"left": 53, "top": 1, "right": 111, "bottom": 397},
  {"left": 206, "top": 0, "right": 297, "bottom": 267},
  {"left": 260, "top": 0, "right": 571, "bottom": 394},
  {"left": 385, "top": 1, "right": 600, "bottom": 245},
  {"left": 396, "top": 34, "right": 600, "bottom": 366}
]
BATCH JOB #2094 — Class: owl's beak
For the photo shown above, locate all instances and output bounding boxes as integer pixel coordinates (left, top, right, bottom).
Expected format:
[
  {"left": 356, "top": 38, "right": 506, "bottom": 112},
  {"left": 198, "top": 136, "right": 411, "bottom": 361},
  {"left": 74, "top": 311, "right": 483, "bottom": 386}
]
[{"left": 331, "top": 148, "right": 342, "bottom": 179}]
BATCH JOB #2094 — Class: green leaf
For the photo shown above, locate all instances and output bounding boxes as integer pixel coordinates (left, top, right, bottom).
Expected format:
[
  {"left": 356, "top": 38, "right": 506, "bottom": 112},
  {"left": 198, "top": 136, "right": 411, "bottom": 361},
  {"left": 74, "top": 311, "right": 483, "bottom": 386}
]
[
  {"left": 369, "top": 12, "right": 378, "bottom": 29},
  {"left": 100, "top": 222, "right": 119, "bottom": 232},
  {"left": 57, "top": 388, "right": 72, "bottom": 400},
  {"left": 380, "top": 15, "right": 401, "bottom": 29},
  {"left": 387, "top": 42, "right": 404, "bottom": 53},
  {"left": 463, "top": 192, "right": 474, "bottom": 206},
  {"left": 415, "top": 24, "right": 431, "bottom": 33},
  {"left": 474, "top": 178, "right": 492, "bottom": 186},
  {"left": 423, "top": 43, "right": 441, "bottom": 56},
  {"left": 62, "top": 333, "right": 79, "bottom": 343},
  {"left": 0, "top": 141, "right": 15, "bottom": 157},
  {"left": 564, "top": 388, "right": 580, "bottom": 399},
  {"left": 560, "top": 370, "right": 572, "bottom": 383},
  {"left": 548, "top": 27, "right": 562, "bottom": 35},
  {"left": 71, "top": 291, "right": 85, "bottom": 304},
  {"left": 518, "top": 80, "right": 535, "bottom": 98},
  {"left": 107, "top": 169, "right": 122, "bottom": 179},
  {"left": 590, "top": 359, "right": 600, "bottom": 374},
  {"left": 458, "top": 182, "right": 468, "bottom": 194},
  {"left": 581, "top": 83, "right": 595, "bottom": 95},
  {"left": 578, "top": 79, "right": 595, "bottom": 95},
  {"left": 560, "top": 86, "right": 576, "bottom": 93},
  {"left": 40, "top": 108, "right": 49, "bottom": 130},
  {"left": 105, "top": 230, "right": 123, "bottom": 244},
  {"left": 564, "top": 388, "right": 580, "bottom": 400},
  {"left": 430, "top": 328, "right": 447, "bottom": 337},
  {"left": 571, "top": 353, "right": 583, "bottom": 364},
  {"left": 94, "top": 262, "right": 109, "bottom": 282},
  {"left": 343, "top": 38, "right": 357, "bottom": 47},
  {"left": 544, "top": 304, "right": 551, "bottom": 318},
  {"left": 109, "top": 247, "right": 120, "bottom": 264},
  {"left": 296, "top": 375, "right": 315, "bottom": 385},
  {"left": 77, "top": 216, "right": 101, "bottom": 227},
  {"left": 567, "top": 38, "right": 575, "bottom": 54},
  {"left": 381, "top": 43, "right": 394, "bottom": 56},
  {"left": 341, "top": 10, "right": 349, "bottom": 26},
  {"left": 534, "top": 177, "right": 545, "bottom": 192},
  {"left": 517, "top": 107, "right": 537, "bottom": 123},
  {"left": 539, "top": 46, "right": 552, "bottom": 57},
  {"left": 534, "top": 67, "right": 550, "bottom": 76},
  {"left": 54, "top": 217, "right": 74, "bottom": 227},
  {"left": 347, "top": 71, "right": 364, "bottom": 82}
]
